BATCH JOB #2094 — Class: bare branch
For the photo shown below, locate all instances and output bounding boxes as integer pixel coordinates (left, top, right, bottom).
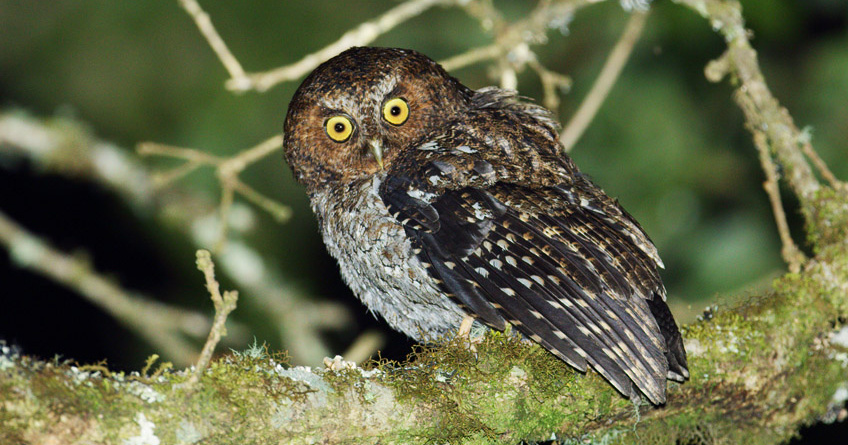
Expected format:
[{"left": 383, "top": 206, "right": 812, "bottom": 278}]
[
  {"left": 341, "top": 330, "right": 386, "bottom": 365},
  {"left": 560, "top": 10, "right": 648, "bottom": 152},
  {"left": 150, "top": 160, "right": 205, "bottom": 189},
  {"left": 528, "top": 57, "right": 572, "bottom": 114},
  {"left": 221, "top": 0, "right": 450, "bottom": 92},
  {"left": 801, "top": 139, "right": 842, "bottom": 189},
  {"left": 753, "top": 132, "right": 806, "bottom": 273},
  {"left": 177, "top": 0, "right": 248, "bottom": 87},
  {"left": 227, "top": 134, "right": 284, "bottom": 167},
  {"left": 137, "top": 141, "right": 222, "bottom": 164},
  {"left": 439, "top": 44, "right": 502, "bottom": 72},
  {"left": 231, "top": 177, "right": 293, "bottom": 223},
  {"left": 139, "top": 135, "right": 290, "bottom": 250},
  {"left": 215, "top": 179, "right": 236, "bottom": 253}
]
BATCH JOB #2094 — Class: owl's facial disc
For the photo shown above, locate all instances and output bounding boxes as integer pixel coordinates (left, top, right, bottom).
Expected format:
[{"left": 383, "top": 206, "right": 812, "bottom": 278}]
[{"left": 284, "top": 47, "right": 473, "bottom": 190}]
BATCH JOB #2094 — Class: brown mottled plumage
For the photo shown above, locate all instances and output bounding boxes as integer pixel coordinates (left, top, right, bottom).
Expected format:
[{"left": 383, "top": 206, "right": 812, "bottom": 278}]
[{"left": 284, "top": 47, "right": 688, "bottom": 404}]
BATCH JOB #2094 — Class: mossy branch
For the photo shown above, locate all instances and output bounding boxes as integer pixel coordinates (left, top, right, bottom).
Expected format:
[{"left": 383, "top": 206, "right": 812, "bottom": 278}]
[{"left": 2, "top": 244, "right": 847, "bottom": 444}]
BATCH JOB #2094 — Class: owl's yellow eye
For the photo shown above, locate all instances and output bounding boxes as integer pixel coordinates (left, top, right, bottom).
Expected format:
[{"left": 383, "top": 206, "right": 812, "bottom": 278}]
[
  {"left": 325, "top": 116, "right": 353, "bottom": 142},
  {"left": 382, "top": 97, "right": 409, "bottom": 126}
]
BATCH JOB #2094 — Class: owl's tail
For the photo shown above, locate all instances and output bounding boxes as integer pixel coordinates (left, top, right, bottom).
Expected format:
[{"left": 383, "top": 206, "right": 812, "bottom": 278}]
[{"left": 648, "top": 294, "right": 690, "bottom": 383}]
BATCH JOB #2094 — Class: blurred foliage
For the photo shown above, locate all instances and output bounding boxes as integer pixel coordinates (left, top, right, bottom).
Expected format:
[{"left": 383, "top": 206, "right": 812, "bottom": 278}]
[{"left": 0, "top": 0, "right": 846, "bottom": 368}]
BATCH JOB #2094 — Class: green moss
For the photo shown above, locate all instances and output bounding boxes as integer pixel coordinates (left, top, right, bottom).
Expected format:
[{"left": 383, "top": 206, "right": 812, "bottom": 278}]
[
  {"left": 804, "top": 186, "right": 848, "bottom": 253},
  {"left": 368, "top": 327, "right": 639, "bottom": 443}
]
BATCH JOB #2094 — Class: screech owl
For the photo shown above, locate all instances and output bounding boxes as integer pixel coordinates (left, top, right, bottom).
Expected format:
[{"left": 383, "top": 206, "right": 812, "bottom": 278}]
[{"left": 283, "top": 47, "right": 688, "bottom": 404}]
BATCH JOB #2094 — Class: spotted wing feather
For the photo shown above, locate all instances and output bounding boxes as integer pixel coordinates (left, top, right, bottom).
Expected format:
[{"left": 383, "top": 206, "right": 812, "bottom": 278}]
[{"left": 382, "top": 174, "right": 686, "bottom": 403}]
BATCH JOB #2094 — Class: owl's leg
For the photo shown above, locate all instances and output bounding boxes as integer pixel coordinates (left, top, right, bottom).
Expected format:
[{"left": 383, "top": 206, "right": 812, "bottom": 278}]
[{"left": 458, "top": 315, "right": 476, "bottom": 338}]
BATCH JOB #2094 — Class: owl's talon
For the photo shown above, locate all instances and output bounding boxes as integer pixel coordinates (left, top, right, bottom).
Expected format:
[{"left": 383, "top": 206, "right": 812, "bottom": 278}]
[
  {"left": 457, "top": 315, "right": 475, "bottom": 339},
  {"left": 323, "top": 355, "right": 356, "bottom": 371}
]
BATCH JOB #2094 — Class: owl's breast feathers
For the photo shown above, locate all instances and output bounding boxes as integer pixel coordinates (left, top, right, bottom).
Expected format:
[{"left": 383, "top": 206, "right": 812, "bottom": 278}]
[{"left": 379, "top": 88, "right": 688, "bottom": 404}]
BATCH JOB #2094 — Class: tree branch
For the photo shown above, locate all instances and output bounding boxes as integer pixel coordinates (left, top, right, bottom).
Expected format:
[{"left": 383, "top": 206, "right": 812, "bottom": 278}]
[
  {"left": 2, "top": 244, "right": 846, "bottom": 443},
  {"left": 207, "top": 0, "right": 450, "bottom": 92},
  {"left": 560, "top": 10, "right": 648, "bottom": 152}
]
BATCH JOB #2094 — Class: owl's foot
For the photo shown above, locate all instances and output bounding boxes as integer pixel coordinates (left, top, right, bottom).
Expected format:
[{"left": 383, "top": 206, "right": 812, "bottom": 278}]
[
  {"left": 323, "top": 355, "right": 356, "bottom": 371},
  {"left": 458, "top": 315, "right": 475, "bottom": 338},
  {"left": 457, "top": 315, "right": 488, "bottom": 351}
]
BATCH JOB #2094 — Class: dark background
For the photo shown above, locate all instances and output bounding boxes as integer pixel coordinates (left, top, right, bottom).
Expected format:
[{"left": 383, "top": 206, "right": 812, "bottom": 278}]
[{"left": 0, "top": 0, "right": 846, "bottom": 441}]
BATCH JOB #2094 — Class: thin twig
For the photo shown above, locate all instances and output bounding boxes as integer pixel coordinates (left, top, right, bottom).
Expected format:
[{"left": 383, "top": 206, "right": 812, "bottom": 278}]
[
  {"left": 458, "top": 0, "right": 508, "bottom": 35},
  {"left": 499, "top": 61, "right": 518, "bottom": 90},
  {"left": 178, "top": 0, "right": 248, "bottom": 87},
  {"left": 560, "top": 10, "right": 648, "bottom": 152},
  {"left": 220, "top": 0, "right": 449, "bottom": 92},
  {"left": 215, "top": 183, "right": 235, "bottom": 253},
  {"left": 528, "top": 58, "right": 572, "bottom": 114},
  {"left": 439, "top": 44, "right": 502, "bottom": 72},
  {"left": 228, "top": 134, "right": 284, "bottom": 166},
  {"left": 137, "top": 142, "right": 222, "bottom": 165},
  {"left": 231, "top": 178, "right": 292, "bottom": 223},
  {"left": 140, "top": 135, "right": 289, "bottom": 250},
  {"left": 151, "top": 160, "right": 204, "bottom": 189},
  {"left": 753, "top": 132, "right": 806, "bottom": 273},
  {"left": 187, "top": 249, "right": 239, "bottom": 388},
  {"left": 801, "top": 141, "right": 841, "bottom": 188}
]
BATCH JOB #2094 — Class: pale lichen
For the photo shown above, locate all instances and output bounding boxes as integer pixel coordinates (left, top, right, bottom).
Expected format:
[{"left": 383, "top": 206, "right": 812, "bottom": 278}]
[{"left": 123, "top": 413, "right": 160, "bottom": 445}]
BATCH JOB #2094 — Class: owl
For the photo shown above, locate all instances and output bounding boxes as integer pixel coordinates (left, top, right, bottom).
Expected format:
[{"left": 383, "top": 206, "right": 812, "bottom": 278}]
[{"left": 283, "top": 47, "right": 688, "bottom": 404}]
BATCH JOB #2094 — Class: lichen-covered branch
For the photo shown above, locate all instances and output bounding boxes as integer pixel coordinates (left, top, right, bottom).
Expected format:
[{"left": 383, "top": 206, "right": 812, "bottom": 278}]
[
  {"left": 2, "top": 243, "right": 847, "bottom": 443},
  {"left": 687, "top": 0, "right": 822, "bottom": 202}
]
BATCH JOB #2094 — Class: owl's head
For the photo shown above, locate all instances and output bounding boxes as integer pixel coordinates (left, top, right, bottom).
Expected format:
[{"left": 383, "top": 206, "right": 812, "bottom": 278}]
[{"left": 284, "top": 47, "right": 472, "bottom": 192}]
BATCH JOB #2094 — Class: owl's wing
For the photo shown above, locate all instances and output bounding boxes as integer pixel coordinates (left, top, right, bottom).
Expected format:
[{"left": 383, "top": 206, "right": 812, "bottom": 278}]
[{"left": 380, "top": 138, "right": 687, "bottom": 404}]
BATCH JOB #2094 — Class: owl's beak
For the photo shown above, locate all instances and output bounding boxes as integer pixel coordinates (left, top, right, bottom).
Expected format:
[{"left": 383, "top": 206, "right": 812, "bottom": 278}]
[{"left": 369, "top": 140, "right": 384, "bottom": 170}]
